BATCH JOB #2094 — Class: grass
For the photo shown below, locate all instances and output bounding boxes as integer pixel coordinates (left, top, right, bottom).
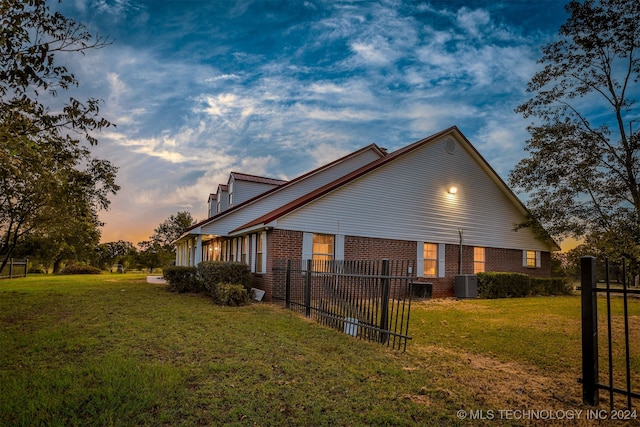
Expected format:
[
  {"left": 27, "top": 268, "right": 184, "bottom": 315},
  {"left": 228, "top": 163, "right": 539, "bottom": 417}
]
[{"left": 1, "top": 274, "right": 639, "bottom": 426}]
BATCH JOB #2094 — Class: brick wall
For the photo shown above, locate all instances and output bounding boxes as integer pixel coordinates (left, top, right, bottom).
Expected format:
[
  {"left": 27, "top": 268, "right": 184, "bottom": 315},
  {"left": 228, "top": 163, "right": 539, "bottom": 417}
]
[
  {"left": 257, "top": 229, "right": 303, "bottom": 301},
  {"left": 344, "top": 235, "right": 416, "bottom": 260},
  {"left": 344, "top": 235, "right": 459, "bottom": 298},
  {"left": 255, "top": 230, "right": 552, "bottom": 300},
  {"left": 485, "top": 247, "right": 551, "bottom": 278}
]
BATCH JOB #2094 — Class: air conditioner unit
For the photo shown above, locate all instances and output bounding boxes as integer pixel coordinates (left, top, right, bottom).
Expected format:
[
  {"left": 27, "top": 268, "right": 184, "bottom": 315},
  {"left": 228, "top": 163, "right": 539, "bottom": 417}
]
[{"left": 455, "top": 275, "right": 478, "bottom": 298}]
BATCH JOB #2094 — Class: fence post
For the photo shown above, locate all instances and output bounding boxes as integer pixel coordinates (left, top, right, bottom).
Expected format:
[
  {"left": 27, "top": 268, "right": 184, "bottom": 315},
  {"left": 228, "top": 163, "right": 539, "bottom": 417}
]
[
  {"left": 305, "top": 259, "right": 312, "bottom": 317},
  {"left": 24, "top": 257, "right": 28, "bottom": 277},
  {"left": 581, "top": 256, "right": 599, "bottom": 406},
  {"left": 9, "top": 258, "right": 13, "bottom": 279},
  {"left": 379, "top": 259, "right": 390, "bottom": 344},
  {"left": 285, "top": 259, "right": 291, "bottom": 310}
]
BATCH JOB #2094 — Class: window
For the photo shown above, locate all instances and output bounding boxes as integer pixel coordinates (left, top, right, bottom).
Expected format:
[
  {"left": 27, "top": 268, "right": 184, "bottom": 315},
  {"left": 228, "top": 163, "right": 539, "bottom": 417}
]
[
  {"left": 313, "top": 234, "right": 334, "bottom": 263},
  {"left": 256, "top": 233, "right": 264, "bottom": 273},
  {"left": 524, "top": 250, "right": 540, "bottom": 268},
  {"left": 474, "top": 247, "right": 485, "bottom": 273},
  {"left": 423, "top": 243, "right": 437, "bottom": 277},
  {"left": 230, "top": 238, "right": 237, "bottom": 261},
  {"left": 241, "top": 236, "right": 248, "bottom": 264}
]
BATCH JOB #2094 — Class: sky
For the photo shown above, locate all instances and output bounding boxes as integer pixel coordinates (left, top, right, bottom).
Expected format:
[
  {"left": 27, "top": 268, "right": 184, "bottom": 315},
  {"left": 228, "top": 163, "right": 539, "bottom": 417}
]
[{"left": 52, "top": 0, "right": 572, "bottom": 247}]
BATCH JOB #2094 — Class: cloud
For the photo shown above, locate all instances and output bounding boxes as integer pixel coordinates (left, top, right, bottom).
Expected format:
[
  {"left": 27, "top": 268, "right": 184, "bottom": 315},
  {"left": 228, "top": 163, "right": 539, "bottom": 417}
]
[
  {"left": 55, "top": 0, "right": 564, "bottom": 242},
  {"left": 455, "top": 7, "right": 491, "bottom": 39}
]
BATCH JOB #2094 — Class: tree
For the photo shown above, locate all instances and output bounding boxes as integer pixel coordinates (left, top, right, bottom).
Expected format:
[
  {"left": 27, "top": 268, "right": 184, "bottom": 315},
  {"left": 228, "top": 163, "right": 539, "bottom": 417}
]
[
  {"left": 95, "top": 240, "right": 136, "bottom": 270},
  {"left": 136, "top": 240, "right": 171, "bottom": 273},
  {"left": 0, "top": 0, "right": 118, "bottom": 271},
  {"left": 136, "top": 212, "right": 196, "bottom": 271},
  {"left": 509, "top": 0, "right": 640, "bottom": 256},
  {"left": 151, "top": 211, "right": 196, "bottom": 250},
  {"left": 18, "top": 204, "right": 102, "bottom": 273}
]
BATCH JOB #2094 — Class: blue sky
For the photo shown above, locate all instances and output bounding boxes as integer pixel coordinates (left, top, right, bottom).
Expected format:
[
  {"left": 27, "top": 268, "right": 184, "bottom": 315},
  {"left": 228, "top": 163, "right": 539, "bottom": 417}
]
[{"left": 53, "top": 0, "right": 570, "bottom": 245}]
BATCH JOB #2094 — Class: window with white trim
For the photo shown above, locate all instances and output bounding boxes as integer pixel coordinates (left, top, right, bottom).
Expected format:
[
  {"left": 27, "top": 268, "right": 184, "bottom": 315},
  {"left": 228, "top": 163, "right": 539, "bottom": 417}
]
[
  {"left": 231, "top": 238, "right": 237, "bottom": 261},
  {"left": 255, "top": 232, "right": 264, "bottom": 273},
  {"left": 241, "top": 236, "right": 248, "bottom": 264},
  {"left": 221, "top": 240, "right": 227, "bottom": 261},
  {"left": 423, "top": 243, "right": 438, "bottom": 277},
  {"left": 313, "top": 234, "right": 334, "bottom": 263},
  {"left": 474, "top": 247, "right": 485, "bottom": 273},
  {"left": 523, "top": 250, "right": 541, "bottom": 268},
  {"left": 302, "top": 233, "right": 335, "bottom": 272}
]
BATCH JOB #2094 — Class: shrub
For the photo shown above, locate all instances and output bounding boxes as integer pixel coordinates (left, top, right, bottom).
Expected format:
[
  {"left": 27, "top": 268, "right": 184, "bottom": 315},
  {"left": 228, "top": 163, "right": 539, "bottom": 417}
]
[
  {"left": 163, "top": 266, "right": 202, "bottom": 293},
  {"left": 477, "top": 272, "right": 530, "bottom": 299},
  {"left": 477, "top": 272, "right": 573, "bottom": 299},
  {"left": 197, "top": 261, "right": 253, "bottom": 294},
  {"left": 60, "top": 264, "right": 102, "bottom": 275},
  {"left": 530, "top": 277, "right": 574, "bottom": 296},
  {"left": 214, "top": 283, "right": 249, "bottom": 306}
]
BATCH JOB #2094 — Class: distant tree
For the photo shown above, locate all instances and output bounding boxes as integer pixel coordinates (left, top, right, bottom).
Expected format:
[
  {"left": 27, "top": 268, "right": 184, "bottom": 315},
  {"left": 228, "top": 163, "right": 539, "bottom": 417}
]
[
  {"left": 136, "top": 240, "right": 172, "bottom": 273},
  {"left": 509, "top": 0, "right": 640, "bottom": 256},
  {"left": 95, "top": 240, "right": 136, "bottom": 270},
  {"left": 0, "top": 0, "right": 118, "bottom": 271}
]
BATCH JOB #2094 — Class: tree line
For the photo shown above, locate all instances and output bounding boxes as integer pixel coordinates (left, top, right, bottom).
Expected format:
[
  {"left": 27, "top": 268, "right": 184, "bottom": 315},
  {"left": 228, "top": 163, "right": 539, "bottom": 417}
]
[{"left": 21, "top": 211, "right": 195, "bottom": 274}]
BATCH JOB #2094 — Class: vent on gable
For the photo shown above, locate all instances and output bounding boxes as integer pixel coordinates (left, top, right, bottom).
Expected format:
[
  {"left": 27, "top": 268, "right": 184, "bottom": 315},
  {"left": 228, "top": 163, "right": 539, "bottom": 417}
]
[{"left": 444, "top": 138, "right": 456, "bottom": 154}]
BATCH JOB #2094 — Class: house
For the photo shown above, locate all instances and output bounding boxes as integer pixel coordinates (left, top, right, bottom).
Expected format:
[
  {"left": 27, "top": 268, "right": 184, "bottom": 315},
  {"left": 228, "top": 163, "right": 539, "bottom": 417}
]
[{"left": 174, "top": 126, "right": 559, "bottom": 299}]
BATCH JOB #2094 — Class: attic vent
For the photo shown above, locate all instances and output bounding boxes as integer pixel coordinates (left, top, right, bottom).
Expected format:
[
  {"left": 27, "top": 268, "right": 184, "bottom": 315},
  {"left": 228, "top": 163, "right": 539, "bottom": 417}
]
[{"left": 444, "top": 139, "right": 456, "bottom": 154}]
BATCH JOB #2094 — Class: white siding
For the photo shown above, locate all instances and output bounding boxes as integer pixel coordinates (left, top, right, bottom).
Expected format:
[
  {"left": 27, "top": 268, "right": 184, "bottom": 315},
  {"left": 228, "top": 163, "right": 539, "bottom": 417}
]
[
  {"left": 201, "top": 147, "right": 383, "bottom": 237},
  {"left": 232, "top": 180, "right": 281, "bottom": 207},
  {"left": 275, "top": 135, "right": 553, "bottom": 252}
]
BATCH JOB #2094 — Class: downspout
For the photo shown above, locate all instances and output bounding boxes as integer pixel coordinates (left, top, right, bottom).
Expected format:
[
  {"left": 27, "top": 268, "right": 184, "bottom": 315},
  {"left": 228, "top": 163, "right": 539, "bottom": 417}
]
[{"left": 458, "top": 229, "right": 463, "bottom": 275}]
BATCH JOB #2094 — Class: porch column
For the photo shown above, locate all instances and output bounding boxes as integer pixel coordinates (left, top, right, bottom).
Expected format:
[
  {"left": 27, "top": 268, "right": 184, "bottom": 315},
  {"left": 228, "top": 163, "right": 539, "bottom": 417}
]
[
  {"left": 189, "top": 238, "right": 196, "bottom": 266},
  {"left": 194, "top": 235, "right": 203, "bottom": 266}
]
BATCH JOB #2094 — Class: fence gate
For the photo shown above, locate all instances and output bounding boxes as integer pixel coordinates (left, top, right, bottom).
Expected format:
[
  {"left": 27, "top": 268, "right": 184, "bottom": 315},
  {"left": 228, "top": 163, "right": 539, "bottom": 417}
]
[
  {"left": 272, "top": 259, "right": 416, "bottom": 351},
  {"left": 581, "top": 256, "right": 640, "bottom": 409}
]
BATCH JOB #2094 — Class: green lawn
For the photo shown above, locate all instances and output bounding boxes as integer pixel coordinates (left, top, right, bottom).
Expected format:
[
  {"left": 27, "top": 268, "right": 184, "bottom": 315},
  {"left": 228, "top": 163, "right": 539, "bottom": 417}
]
[{"left": 1, "top": 274, "right": 638, "bottom": 426}]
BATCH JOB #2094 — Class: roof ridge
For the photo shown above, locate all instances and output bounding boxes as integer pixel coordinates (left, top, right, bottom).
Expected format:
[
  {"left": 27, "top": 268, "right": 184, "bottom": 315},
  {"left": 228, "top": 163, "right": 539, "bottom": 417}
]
[
  {"left": 180, "top": 142, "right": 387, "bottom": 234},
  {"left": 231, "top": 127, "right": 459, "bottom": 232}
]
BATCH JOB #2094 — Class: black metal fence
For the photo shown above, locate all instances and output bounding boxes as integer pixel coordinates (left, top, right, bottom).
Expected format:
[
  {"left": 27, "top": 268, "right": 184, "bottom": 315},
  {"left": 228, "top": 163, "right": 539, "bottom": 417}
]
[
  {"left": 0, "top": 258, "right": 28, "bottom": 279},
  {"left": 581, "top": 256, "right": 640, "bottom": 409},
  {"left": 272, "top": 259, "right": 415, "bottom": 351}
]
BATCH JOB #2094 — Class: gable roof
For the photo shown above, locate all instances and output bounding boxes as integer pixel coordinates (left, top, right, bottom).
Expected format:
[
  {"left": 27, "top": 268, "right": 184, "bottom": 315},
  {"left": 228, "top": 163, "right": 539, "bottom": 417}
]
[
  {"left": 233, "top": 127, "right": 458, "bottom": 232},
  {"left": 180, "top": 143, "right": 387, "bottom": 235},
  {"left": 230, "top": 126, "right": 560, "bottom": 250}
]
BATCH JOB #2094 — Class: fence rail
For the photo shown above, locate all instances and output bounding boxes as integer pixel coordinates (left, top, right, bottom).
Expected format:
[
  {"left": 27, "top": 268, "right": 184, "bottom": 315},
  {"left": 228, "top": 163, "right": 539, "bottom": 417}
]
[
  {"left": 0, "top": 258, "right": 28, "bottom": 279},
  {"left": 272, "top": 259, "right": 415, "bottom": 351},
  {"left": 581, "top": 256, "right": 639, "bottom": 409}
]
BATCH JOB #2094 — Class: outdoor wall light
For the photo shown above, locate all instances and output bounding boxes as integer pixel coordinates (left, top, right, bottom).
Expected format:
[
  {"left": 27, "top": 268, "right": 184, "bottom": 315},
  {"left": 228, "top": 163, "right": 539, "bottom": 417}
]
[{"left": 448, "top": 186, "right": 458, "bottom": 194}]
